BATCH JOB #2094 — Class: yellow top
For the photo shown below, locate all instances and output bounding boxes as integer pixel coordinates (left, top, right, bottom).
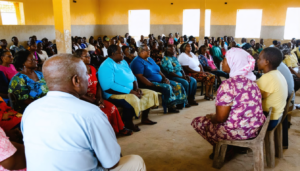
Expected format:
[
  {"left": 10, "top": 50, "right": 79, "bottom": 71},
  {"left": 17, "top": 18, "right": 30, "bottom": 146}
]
[
  {"left": 257, "top": 70, "right": 288, "bottom": 120},
  {"left": 283, "top": 53, "right": 298, "bottom": 68},
  {"left": 292, "top": 47, "right": 300, "bottom": 59}
]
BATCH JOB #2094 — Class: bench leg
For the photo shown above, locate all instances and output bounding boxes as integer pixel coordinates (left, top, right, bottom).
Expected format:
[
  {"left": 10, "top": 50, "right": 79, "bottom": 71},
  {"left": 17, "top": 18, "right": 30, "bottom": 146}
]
[
  {"left": 252, "top": 142, "right": 264, "bottom": 171},
  {"left": 213, "top": 144, "right": 227, "bottom": 169},
  {"left": 275, "top": 123, "right": 283, "bottom": 158},
  {"left": 265, "top": 131, "right": 275, "bottom": 168}
]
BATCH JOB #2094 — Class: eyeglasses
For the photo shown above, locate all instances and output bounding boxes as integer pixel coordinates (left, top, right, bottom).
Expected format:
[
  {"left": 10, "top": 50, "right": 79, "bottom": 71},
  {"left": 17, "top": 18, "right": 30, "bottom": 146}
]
[
  {"left": 4, "top": 55, "right": 13, "bottom": 58},
  {"left": 82, "top": 55, "right": 90, "bottom": 58}
]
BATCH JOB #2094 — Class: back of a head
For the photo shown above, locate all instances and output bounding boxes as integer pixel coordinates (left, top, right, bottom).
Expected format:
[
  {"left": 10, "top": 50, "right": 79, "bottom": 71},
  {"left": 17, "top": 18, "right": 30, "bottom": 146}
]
[
  {"left": 74, "top": 49, "right": 87, "bottom": 58},
  {"left": 108, "top": 44, "right": 118, "bottom": 56},
  {"left": 43, "top": 54, "right": 86, "bottom": 89},
  {"left": 273, "top": 40, "right": 278, "bottom": 45},
  {"left": 262, "top": 47, "right": 283, "bottom": 69}
]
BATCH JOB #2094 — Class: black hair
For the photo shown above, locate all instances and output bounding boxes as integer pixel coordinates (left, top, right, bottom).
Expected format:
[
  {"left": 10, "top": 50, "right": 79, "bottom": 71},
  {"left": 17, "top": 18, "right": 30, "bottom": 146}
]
[
  {"left": 108, "top": 45, "right": 118, "bottom": 56},
  {"left": 250, "top": 39, "right": 255, "bottom": 42},
  {"left": 13, "top": 50, "right": 32, "bottom": 70},
  {"left": 272, "top": 40, "right": 278, "bottom": 45},
  {"left": 198, "top": 45, "right": 206, "bottom": 54},
  {"left": 122, "top": 45, "right": 129, "bottom": 53},
  {"left": 204, "top": 37, "right": 209, "bottom": 40},
  {"left": 74, "top": 49, "right": 87, "bottom": 58},
  {"left": 89, "top": 36, "right": 94, "bottom": 43},
  {"left": 11, "top": 36, "right": 17, "bottom": 41},
  {"left": 0, "top": 50, "right": 10, "bottom": 63},
  {"left": 261, "top": 47, "right": 283, "bottom": 69}
]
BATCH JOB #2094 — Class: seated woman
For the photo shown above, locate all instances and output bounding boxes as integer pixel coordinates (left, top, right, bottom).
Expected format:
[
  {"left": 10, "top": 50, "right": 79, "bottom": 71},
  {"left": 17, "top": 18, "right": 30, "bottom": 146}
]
[
  {"left": 150, "top": 41, "right": 163, "bottom": 65},
  {"left": 191, "top": 47, "right": 266, "bottom": 159},
  {"left": 131, "top": 45, "right": 187, "bottom": 113},
  {"left": 0, "top": 50, "right": 18, "bottom": 80},
  {"left": 282, "top": 48, "right": 299, "bottom": 71},
  {"left": 0, "top": 97, "right": 22, "bottom": 132},
  {"left": 8, "top": 50, "right": 49, "bottom": 113},
  {"left": 198, "top": 45, "right": 229, "bottom": 86},
  {"left": 36, "top": 42, "right": 49, "bottom": 63},
  {"left": 74, "top": 49, "right": 132, "bottom": 136},
  {"left": 178, "top": 43, "right": 215, "bottom": 100},
  {"left": 257, "top": 47, "right": 288, "bottom": 130},
  {"left": 161, "top": 46, "right": 198, "bottom": 106},
  {"left": 98, "top": 45, "right": 159, "bottom": 132},
  {"left": 0, "top": 126, "right": 26, "bottom": 171},
  {"left": 29, "top": 40, "right": 42, "bottom": 70},
  {"left": 123, "top": 46, "right": 135, "bottom": 65}
]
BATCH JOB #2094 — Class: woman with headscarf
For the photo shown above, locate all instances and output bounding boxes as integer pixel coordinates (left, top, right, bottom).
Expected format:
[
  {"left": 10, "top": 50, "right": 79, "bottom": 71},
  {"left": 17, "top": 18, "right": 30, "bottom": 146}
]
[{"left": 191, "top": 48, "right": 266, "bottom": 159}]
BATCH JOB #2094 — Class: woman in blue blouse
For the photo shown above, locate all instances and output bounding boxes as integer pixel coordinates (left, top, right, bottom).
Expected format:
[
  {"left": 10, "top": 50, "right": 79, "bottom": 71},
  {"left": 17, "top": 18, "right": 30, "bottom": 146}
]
[
  {"left": 130, "top": 45, "right": 187, "bottom": 113},
  {"left": 161, "top": 46, "right": 198, "bottom": 106},
  {"left": 8, "top": 50, "right": 48, "bottom": 112},
  {"left": 98, "top": 45, "right": 159, "bottom": 132}
]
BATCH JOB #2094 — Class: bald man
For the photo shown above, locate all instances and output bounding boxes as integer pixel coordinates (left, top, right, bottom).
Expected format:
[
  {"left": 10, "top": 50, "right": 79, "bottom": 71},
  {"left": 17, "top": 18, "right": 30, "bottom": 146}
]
[{"left": 21, "top": 54, "right": 146, "bottom": 171}]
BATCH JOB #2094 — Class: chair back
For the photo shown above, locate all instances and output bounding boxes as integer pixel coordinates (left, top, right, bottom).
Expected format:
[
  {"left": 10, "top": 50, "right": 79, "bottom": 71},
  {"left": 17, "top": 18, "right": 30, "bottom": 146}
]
[
  {"left": 282, "top": 91, "right": 294, "bottom": 122},
  {"left": 8, "top": 93, "right": 19, "bottom": 111},
  {"left": 256, "top": 107, "right": 272, "bottom": 141}
]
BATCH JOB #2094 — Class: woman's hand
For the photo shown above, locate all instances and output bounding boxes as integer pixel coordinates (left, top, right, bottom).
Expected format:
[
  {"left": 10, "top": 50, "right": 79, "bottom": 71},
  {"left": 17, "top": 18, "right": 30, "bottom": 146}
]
[
  {"left": 184, "top": 75, "right": 191, "bottom": 82},
  {"left": 200, "top": 71, "right": 207, "bottom": 77},
  {"left": 162, "top": 77, "right": 170, "bottom": 84},
  {"left": 130, "top": 90, "right": 142, "bottom": 99},
  {"left": 2, "top": 112, "right": 16, "bottom": 120}
]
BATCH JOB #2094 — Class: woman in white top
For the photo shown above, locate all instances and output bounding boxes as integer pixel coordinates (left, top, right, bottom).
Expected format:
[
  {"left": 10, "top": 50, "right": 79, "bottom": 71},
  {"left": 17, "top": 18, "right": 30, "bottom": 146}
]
[
  {"left": 178, "top": 43, "right": 215, "bottom": 100},
  {"left": 37, "top": 42, "right": 48, "bottom": 62}
]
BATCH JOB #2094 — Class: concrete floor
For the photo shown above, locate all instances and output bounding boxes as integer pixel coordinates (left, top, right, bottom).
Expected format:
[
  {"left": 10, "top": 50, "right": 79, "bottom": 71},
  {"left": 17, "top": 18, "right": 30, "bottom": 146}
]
[{"left": 117, "top": 91, "right": 300, "bottom": 171}]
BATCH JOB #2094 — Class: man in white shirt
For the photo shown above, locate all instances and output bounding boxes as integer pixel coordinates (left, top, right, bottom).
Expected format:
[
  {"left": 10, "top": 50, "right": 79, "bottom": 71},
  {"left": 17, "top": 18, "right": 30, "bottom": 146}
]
[
  {"left": 102, "top": 41, "right": 109, "bottom": 57},
  {"left": 21, "top": 54, "right": 146, "bottom": 171},
  {"left": 136, "top": 35, "right": 144, "bottom": 47}
]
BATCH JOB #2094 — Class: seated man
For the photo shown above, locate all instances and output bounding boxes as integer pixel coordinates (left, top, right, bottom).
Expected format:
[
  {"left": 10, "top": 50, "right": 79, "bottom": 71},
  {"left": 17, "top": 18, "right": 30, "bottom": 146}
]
[
  {"left": 257, "top": 47, "right": 288, "bottom": 131},
  {"left": 21, "top": 54, "right": 146, "bottom": 171}
]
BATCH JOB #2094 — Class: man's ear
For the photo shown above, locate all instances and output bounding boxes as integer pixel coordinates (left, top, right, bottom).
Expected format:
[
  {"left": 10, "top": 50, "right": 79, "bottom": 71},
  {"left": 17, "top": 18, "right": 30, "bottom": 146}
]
[{"left": 71, "top": 75, "right": 80, "bottom": 87}]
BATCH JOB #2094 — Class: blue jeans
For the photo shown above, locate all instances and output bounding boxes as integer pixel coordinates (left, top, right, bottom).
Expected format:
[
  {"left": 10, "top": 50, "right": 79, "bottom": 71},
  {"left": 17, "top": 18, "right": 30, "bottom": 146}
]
[
  {"left": 169, "top": 76, "right": 197, "bottom": 100},
  {"left": 268, "top": 117, "right": 282, "bottom": 131},
  {"left": 210, "top": 70, "right": 229, "bottom": 79}
]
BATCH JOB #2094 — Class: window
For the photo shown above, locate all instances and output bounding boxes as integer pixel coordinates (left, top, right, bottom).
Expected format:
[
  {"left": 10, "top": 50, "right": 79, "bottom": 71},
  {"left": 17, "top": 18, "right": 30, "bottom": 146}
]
[
  {"left": 0, "top": 1, "right": 18, "bottom": 25},
  {"left": 128, "top": 10, "right": 150, "bottom": 40},
  {"left": 183, "top": 9, "right": 200, "bottom": 37},
  {"left": 235, "top": 9, "right": 262, "bottom": 38},
  {"left": 205, "top": 9, "right": 211, "bottom": 37},
  {"left": 284, "top": 8, "right": 300, "bottom": 39}
]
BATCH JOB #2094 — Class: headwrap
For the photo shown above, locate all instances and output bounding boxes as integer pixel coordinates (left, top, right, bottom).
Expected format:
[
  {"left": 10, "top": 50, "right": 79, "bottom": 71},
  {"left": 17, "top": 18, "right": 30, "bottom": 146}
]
[{"left": 225, "top": 47, "right": 256, "bottom": 81}]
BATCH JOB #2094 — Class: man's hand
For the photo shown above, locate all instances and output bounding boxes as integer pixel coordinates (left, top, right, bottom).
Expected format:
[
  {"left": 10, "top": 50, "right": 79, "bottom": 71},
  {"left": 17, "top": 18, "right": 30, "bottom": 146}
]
[{"left": 97, "top": 98, "right": 105, "bottom": 108}]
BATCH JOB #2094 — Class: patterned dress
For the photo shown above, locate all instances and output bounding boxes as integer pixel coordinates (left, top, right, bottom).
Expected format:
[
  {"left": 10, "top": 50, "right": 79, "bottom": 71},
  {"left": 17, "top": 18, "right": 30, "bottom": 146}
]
[
  {"left": 191, "top": 75, "right": 266, "bottom": 145},
  {"left": 0, "top": 97, "right": 21, "bottom": 132},
  {"left": 8, "top": 71, "right": 48, "bottom": 112},
  {"left": 87, "top": 65, "right": 125, "bottom": 133},
  {"left": 0, "top": 127, "right": 26, "bottom": 171}
]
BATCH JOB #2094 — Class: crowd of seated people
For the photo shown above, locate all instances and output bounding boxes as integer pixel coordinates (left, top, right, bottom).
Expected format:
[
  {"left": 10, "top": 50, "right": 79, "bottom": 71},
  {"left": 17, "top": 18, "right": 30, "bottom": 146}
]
[{"left": 0, "top": 30, "right": 300, "bottom": 170}]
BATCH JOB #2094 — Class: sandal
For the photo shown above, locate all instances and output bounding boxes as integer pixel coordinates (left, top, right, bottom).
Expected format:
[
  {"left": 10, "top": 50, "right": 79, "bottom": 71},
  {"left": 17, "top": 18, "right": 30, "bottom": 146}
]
[
  {"left": 209, "top": 96, "right": 215, "bottom": 100},
  {"left": 204, "top": 96, "right": 211, "bottom": 101},
  {"left": 119, "top": 128, "right": 133, "bottom": 136}
]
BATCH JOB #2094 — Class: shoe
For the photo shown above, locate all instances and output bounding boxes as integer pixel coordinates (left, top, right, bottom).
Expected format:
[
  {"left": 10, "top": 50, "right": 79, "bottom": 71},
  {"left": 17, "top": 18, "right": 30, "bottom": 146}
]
[
  {"left": 141, "top": 120, "right": 157, "bottom": 125},
  {"left": 168, "top": 107, "right": 180, "bottom": 113},
  {"left": 119, "top": 128, "right": 133, "bottom": 136},
  {"left": 189, "top": 101, "right": 199, "bottom": 106},
  {"left": 185, "top": 103, "right": 191, "bottom": 108},
  {"left": 176, "top": 104, "right": 184, "bottom": 109}
]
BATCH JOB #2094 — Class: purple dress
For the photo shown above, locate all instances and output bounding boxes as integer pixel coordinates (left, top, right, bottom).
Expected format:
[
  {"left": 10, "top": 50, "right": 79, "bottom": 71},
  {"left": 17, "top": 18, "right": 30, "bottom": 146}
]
[{"left": 191, "top": 75, "right": 266, "bottom": 145}]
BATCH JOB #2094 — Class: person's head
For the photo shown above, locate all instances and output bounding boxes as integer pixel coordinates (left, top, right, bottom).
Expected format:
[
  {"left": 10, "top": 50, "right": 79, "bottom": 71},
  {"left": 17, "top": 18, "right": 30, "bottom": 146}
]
[
  {"left": 143, "top": 39, "right": 147, "bottom": 45},
  {"left": 291, "top": 38, "right": 296, "bottom": 44},
  {"left": 122, "top": 46, "right": 130, "bottom": 56},
  {"left": 296, "top": 40, "right": 300, "bottom": 47},
  {"left": 189, "top": 36, "right": 195, "bottom": 42},
  {"left": 37, "top": 42, "right": 43, "bottom": 51},
  {"left": 165, "top": 45, "right": 175, "bottom": 57},
  {"left": 199, "top": 45, "right": 206, "bottom": 55},
  {"left": 152, "top": 41, "right": 158, "bottom": 49},
  {"left": 30, "top": 40, "right": 37, "bottom": 51},
  {"left": 103, "top": 41, "right": 109, "bottom": 48},
  {"left": 14, "top": 50, "right": 37, "bottom": 70},
  {"left": 89, "top": 36, "right": 94, "bottom": 44},
  {"left": 180, "top": 36, "right": 184, "bottom": 43},
  {"left": 211, "top": 37, "right": 215, "bottom": 42},
  {"left": 260, "top": 39, "right": 264, "bottom": 45},
  {"left": 74, "top": 49, "right": 90, "bottom": 65},
  {"left": 110, "top": 38, "right": 116, "bottom": 45},
  {"left": 223, "top": 48, "right": 256, "bottom": 81},
  {"left": 272, "top": 40, "right": 278, "bottom": 46},
  {"left": 43, "top": 54, "right": 88, "bottom": 96},
  {"left": 83, "top": 37, "right": 87, "bottom": 43},
  {"left": 125, "top": 33, "right": 129, "bottom": 38},
  {"left": 108, "top": 45, "right": 124, "bottom": 62},
  {"left": 32, "top": 35, "right": 37, "bottom": 41},
  {"left": 214, "top": 41, "right": 218, "bottom": 46},
  {"left": 287, "top": 42, "right": 292, "bottom": 48},
  {"left": 120, "top": 36, "right": 124, "bottom": 43},
  {"left": 141, "top": 35, "right": 144, "bottom": 41},
  {"left": 0, "top": 50, "right": 13, "bottom": 65},
  {"left": 11, "top": 37, "right": 18, "bottom": 46},
  {"left": 241, "top": 38, "right": 247, "bottom": 43},
  {"left": 42, "top": 38, "right": 48, "bottom": 46},
  {"left": 175, "top": 32, "right": 178, "bottom": 37},
  {"left": 158, "top": 41, "right": 164, "bottom": 49},
  {"left": 257, "top": 47, "right": 282, "bottom": 71},
  {"left": 231, "top": 41, "right": 237, "bottom": 47},
  {"left": 138, "top": 45, "right": 150, "bottom": 59},
  {"left": 250, "top": 39, "right": 255, "bottom": 46},
  {"left": 130, "top": 38, "right": 136, "bottom": 44},
  {"left": 224, "top": 36, "right": 228, "bottom": 42},
  {"left": 181, "top": 43, "right": 191, "bottom": 53},
  {"left": 98, "top": 37, "right": 102, "bottom": 43},
  {"left": 76, "top": 37, "right": 82, "bottom": 44},
  {"left": 158, "top": 35, "right": 162, "bottom": 40},
  {"left": 0, "top": 39, "right": 7, "bottom": 48},
  {"left": 169, "top": 33, "right": 173, "bottom": 38},
  {"left": 255, "top": 43, "right": 260, "bottom": 49},
  {"left": 277, "top": 41, "right": 281, "bottom": 47},
  {"left": 221, "top": 40, "right": 224, "bottom": 47}
]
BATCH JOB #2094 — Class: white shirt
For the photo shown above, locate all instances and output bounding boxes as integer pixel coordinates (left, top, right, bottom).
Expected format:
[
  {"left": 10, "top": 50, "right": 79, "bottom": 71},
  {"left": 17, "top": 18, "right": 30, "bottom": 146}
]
[
  {"left": 21, "top": 91, "right": 121, "bottom": 171},
  {"left": 136, "top": 40, "right": 143, "bottom": 47},
  {"left": 102, "top": 47, "right": 108, "bottom": 57},
  {"left": 74, "top": 44, "right": 82, "bottom": 50},
  {"left": 37, "top": 50, "right": 48, "bottom": 62},
  {"left": 87, "top": 44, "right": 96, "bottom": 51},
  {"left": 178, "top": 52, "right": 201, "bottom": 72}
]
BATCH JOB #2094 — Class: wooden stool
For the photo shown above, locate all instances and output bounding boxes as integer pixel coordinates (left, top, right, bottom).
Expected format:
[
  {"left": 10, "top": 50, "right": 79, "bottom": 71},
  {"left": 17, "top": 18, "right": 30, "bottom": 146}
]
[{"left": 212, "top": 108, "right": 272, "bottom": 171}]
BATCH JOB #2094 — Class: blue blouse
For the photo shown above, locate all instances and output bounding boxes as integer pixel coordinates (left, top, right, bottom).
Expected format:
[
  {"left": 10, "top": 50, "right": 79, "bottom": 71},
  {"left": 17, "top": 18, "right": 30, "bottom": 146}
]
[
  {"left": 98, "top": 57, "right": 136, "bottom": 99},
  {"left": 130, "top": 56, "right": 162, "bottom": 82}
]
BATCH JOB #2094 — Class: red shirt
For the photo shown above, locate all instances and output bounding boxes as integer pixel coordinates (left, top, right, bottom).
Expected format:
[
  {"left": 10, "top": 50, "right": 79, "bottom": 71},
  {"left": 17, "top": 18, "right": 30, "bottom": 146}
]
[{"left": 87, "top": 65, "right": 98, "bottom": 97}]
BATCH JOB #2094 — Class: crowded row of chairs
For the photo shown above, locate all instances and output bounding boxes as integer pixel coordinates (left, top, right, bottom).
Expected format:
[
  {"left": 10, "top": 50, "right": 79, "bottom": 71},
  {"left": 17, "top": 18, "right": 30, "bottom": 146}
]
[{"left": 0, "top": 32, "right": 299, "bottom": 170}]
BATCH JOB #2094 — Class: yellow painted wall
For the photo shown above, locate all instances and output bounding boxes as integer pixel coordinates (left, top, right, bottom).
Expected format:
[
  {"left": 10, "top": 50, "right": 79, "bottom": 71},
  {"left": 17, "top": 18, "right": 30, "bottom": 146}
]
[{"left": 99, "top": 0, "right": 300, "bottom": 26}]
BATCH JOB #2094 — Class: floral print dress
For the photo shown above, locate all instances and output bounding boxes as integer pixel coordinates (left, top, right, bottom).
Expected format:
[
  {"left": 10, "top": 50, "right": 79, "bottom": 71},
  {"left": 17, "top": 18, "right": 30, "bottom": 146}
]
[
  {"left": 191, "top": 75, "right": 266, "bottom": 145},
  {"left": 8, "top": 71, "right": 48, "bottom": 112}
]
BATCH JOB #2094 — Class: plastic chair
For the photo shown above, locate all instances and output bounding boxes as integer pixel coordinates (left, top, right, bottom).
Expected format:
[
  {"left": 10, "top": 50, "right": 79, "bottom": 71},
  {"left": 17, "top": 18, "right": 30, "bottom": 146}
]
[
  {"left": 213, "top": 107, "right": 272, "bottom": 171},
  {"left": 8, "top": 93, "right": 20, "bottom": 112}
]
